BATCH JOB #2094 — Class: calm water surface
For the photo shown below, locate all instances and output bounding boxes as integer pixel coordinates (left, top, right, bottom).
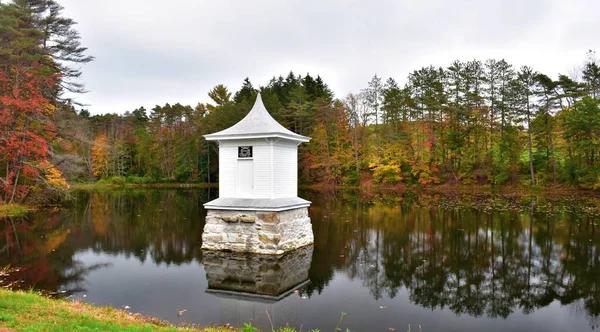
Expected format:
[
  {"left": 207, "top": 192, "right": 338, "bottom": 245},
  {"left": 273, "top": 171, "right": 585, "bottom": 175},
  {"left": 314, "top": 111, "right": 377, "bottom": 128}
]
[{"left": 1, "top": 189, "right": 599, "bottom": 331}]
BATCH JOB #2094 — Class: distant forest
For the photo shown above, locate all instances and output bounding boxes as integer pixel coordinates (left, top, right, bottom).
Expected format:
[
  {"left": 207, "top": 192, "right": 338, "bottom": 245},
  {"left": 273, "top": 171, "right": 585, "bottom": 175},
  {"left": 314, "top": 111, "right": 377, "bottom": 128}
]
[
  {"left": 79, "top": 60, "right": 600, "bottom": 190},
  {"left": 1, "top": 1, "right": 600, "bottom": 204}
]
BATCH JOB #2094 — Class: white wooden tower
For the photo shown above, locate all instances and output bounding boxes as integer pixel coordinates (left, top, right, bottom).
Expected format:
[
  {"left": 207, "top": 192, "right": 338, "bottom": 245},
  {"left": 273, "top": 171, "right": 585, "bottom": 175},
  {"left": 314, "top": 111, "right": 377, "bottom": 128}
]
[
  {"left": 202, "top": 93, "right": 314, "bottom": 255},
  {"left": 203, "top": 92, "right": 310, "bottom": 210}
]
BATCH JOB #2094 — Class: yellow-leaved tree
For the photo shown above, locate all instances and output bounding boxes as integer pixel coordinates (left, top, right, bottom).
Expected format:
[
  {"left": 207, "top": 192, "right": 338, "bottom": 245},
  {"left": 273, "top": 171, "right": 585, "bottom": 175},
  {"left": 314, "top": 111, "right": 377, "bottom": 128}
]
[
  {"left": 91, "top": 135, "right": 109, "bottom": 178},
  {"left": 38, "top": 160, "right": 70, "bottom": 191}
]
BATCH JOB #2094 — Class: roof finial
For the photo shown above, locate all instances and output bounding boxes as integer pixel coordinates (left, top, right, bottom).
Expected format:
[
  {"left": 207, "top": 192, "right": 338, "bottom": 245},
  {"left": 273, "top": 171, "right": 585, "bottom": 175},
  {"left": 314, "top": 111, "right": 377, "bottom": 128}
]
[{"left": 254, "top": 91, "right": 264, "bottom": 108}]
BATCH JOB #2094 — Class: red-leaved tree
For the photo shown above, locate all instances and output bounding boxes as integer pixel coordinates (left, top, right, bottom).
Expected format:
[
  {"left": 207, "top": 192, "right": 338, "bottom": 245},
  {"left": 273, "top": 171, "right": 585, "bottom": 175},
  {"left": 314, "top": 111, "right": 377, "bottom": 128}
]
[{"left": 0, "top": 3, "right": 65, "bottom": 203}]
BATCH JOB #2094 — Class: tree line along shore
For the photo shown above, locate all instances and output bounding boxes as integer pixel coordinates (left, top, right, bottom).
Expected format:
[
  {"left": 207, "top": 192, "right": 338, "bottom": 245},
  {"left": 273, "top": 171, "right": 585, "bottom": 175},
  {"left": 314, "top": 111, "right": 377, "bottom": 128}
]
[{"left": 2, "top": 0, "right": 599, "bottom": 208}]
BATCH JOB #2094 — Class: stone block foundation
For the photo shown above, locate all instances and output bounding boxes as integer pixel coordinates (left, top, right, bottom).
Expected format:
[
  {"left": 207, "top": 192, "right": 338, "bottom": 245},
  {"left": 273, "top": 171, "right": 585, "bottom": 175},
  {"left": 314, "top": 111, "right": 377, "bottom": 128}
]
[{"left": 201, "top": 207, "right": 313, "bottom": 255}]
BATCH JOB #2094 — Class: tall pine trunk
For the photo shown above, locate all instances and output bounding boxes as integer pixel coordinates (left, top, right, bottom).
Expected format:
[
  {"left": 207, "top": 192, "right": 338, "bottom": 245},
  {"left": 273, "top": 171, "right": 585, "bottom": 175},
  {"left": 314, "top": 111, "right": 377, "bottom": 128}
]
[
  {"left": 548, "top": 118, "right": 557, "bottom": 184},
  {"left": 375, "top": 107, "right": 380, "bottom": 159},
  {"left": 527, "top": 127, "right": 535, "bottom": 184},
  {"left": 354, "top": 118, "right": 359, "bottom": 176},
  {"left": 527, "top": 111, "right": 535, "bottom": 185}
]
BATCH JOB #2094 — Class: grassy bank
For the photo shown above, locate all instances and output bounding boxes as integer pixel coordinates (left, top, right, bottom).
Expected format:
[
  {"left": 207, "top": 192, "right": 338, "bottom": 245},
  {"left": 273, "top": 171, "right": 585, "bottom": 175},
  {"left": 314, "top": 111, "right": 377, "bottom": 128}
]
[
  {"left": 70, "top": 182, "right": 217, "bottom": 191},
  {"left": 0, "top": 204, "right": 31, "bottom": 218},
  {"left": 73, "top": 179, "right": 595, "bottom": 195},
  {"left": 0, "top": 289, "right": 235, "bottom": 331},
  {"left": 0, "top": 289, "right": 331, "bottom": 332},
  {"left": 303, "top": 181, "right": 596, "bottom": 195},
  {"left": 67, "top": 175, "right": 216, "bottom": 190}
]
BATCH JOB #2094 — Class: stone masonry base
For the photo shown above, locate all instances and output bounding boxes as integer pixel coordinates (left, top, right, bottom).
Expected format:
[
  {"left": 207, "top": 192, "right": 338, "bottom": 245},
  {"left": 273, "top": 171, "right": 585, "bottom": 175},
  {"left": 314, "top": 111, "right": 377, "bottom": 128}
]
[{"left": 201, "top": 207, "right": 313, "bottom": 255}]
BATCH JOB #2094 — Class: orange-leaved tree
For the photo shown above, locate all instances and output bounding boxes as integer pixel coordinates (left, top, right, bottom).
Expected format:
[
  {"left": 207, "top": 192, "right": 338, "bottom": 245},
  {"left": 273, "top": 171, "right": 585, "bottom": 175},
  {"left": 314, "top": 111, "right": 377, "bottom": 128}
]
[{"left": 91, "top": 134, "right": 109, "bottom": 178}]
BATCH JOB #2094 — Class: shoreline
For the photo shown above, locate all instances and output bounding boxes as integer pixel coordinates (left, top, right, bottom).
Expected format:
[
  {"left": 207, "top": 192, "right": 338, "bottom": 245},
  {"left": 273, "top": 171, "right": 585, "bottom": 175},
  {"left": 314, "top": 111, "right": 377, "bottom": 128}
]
[
  {"left": 2, "top": 182, "right": 596, "bottom": 218},
  {"left": 0, "top": 288, "right": 329, "bottom": 332},
  {"left": 69, "top": 181, "right": 597, "bottom": 195},
  {"left": 0, "top": 289, "right": 234, "bottom": 331},
  {"left": 0, "top": 203, "right": 32, "bottom": 218},
  {"left": 302, "top": 182, "right": 598, "bottom": 195},
  {"left": 70, "top": 182, "right": 218, "bottom": 190}
]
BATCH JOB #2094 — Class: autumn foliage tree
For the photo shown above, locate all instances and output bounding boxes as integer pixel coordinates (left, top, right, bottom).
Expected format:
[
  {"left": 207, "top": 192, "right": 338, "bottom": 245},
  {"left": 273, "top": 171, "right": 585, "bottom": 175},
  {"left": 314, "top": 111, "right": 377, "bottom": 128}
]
[
  {"left": 90, "top": 134, "right": 109, "bottom": 178},
  {"left": 1, "top": 5, "right": 55, "bottom": 202},
  {"left": 0, "top": 1, "right": 90, "bottom": 203},
  {"left": 4, "top": 0, "right": 598, "bottom": 192},
  {"left": 67, "top": 62, "right": 599, "bottom": 190},
  {"left": 0, "top": 63, "right": 60, "bottom": 202}
]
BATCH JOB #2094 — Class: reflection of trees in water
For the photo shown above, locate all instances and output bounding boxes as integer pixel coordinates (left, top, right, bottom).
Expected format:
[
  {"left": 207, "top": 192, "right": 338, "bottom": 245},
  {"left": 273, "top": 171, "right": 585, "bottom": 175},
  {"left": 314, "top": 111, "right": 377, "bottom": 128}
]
[
  {"left": 2, "top": 189, "right": 600, "bottom": 327},
  {"left": 57, "top": 261, "right": 113, "bottom": 296},
  {"left": 0, "top": 188, "right": 214, "bottom": 294},
  {"left": 73, "top": 189, "right": 208, "bottom": 265},
  {"left": 305, "top": 193, "right": 600, "bottom": 328},
  {"left": 0, "top": 214, "right": 110, "bottom": 295}
]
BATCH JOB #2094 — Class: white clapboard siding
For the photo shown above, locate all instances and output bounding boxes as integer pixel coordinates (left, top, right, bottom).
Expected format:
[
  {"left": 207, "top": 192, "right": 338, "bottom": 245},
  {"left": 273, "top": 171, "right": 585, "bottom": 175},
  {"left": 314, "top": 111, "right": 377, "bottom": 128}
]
[
  {"left": 206, "top": 93, "right": 310, "bottom": 207},
  {"left": 252, "top": 145, "right": 272, "bottom": 198},
  {"left": 219, "top": 146, "right": 237, "bottom": 198},
  {"left": 273, "top": 145, "right": 296, "bottom": 197},
  {"left": 291, "top": 145, "right": 298, "bottom": 197}
]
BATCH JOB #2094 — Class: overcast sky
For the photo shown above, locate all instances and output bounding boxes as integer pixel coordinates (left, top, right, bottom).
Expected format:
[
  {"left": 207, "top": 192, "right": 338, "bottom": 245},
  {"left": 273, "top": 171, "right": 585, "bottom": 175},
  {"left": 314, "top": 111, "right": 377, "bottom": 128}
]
[{"left": 59, "top": 0, "right": 599, "bottom": 115}]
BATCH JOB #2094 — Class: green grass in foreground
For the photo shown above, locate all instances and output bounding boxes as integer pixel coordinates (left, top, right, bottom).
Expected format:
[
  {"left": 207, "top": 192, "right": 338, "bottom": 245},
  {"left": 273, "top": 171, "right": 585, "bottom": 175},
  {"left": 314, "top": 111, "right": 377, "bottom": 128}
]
[
  {"left": 0, "top": 204, "right": 30, "bottom": 218},
  {"left": 0, "top": 289, "right": 338, "bottom": 331},
  {"left": 0, "top": 289, "right": 232, "bottom": 331}
]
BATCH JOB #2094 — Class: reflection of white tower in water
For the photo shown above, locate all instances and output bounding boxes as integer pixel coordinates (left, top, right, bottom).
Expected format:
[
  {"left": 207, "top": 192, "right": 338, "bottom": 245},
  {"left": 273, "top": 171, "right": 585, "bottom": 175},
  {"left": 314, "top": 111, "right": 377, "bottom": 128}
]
[
  {"left": 216, "top": 291, "right": 297, "bottom": 330},
  {"left": 202, "top": 246, "right": 313, "bottom": 330}
]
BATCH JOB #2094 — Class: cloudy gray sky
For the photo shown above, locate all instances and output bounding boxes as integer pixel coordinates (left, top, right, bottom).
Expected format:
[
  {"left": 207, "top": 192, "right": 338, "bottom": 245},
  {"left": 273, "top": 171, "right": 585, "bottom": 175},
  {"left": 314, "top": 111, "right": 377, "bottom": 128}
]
[{"left": 59, "top": 0, "right": 599, "bottom": 115}]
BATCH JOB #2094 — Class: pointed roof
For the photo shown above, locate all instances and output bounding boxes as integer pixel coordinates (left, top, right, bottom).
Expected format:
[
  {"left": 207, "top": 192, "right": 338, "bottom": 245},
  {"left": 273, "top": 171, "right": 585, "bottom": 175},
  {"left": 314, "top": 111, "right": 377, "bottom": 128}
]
[{"left": 204, "top": 93, "right": 310, "bottom": 142}]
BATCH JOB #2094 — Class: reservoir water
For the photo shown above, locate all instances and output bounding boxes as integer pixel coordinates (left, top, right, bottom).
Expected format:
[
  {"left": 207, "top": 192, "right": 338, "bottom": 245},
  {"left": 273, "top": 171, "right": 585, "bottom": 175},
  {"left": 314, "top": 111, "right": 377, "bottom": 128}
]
[{"left": 1, "top": 189, "right": 599, "bottom": 331}]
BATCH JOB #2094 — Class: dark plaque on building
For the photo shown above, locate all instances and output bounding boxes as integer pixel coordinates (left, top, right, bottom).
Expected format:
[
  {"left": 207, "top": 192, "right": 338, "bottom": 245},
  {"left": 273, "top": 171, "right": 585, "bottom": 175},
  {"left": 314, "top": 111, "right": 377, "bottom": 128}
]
[{"left": 238, "top": 146, "right": 253, "bottom": 158}]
